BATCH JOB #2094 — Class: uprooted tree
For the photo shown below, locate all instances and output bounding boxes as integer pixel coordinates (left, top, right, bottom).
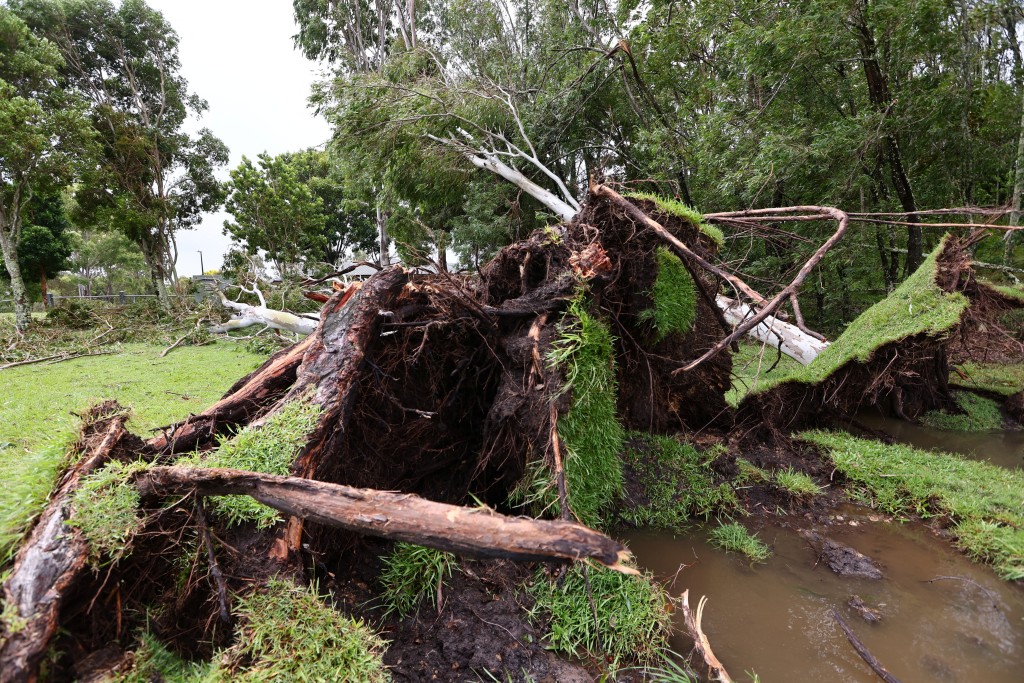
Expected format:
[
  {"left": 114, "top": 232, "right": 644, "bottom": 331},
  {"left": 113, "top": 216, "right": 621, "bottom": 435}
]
[{"left": 1, "top": 185, "right": 1021, "bottom": 681}]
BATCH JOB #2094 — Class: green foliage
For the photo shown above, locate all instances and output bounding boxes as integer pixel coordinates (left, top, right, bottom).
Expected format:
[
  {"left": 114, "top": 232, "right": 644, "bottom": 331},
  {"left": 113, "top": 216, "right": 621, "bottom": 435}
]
[
  {"left": 0, "top": 432, "right": 75, "bottom": 564},
  {"left": 802, "top": 430, "right": 1024, "bottom": 580},
  {"left": 70, "top": 459, "right": 150, "bottom": 564},
  {"left": 772, "top": 467, "right": 823, "bottom": 497},
  {"left": 708, "top": 522, "right": 772, "bottom": 563},
  {"left": 528, "top": 564, "right": 672, "bottom": 665},
  {"left": 379, "top": 542, "right": 458, "bottom": 619},
  {"left": 624, "top": 192, "right": 723, "bottom": 247},
  {"left": 619, "top": 434, "right": 735, "bottom": 530},
  {"left": 182, "top": 400, "right": 321, "bottom": 528},
  {"left": 921, "top": 391, "right": 1004, "bottom": 432},
  {"left": 748, "top": 239, "right": 969, "bottom": 396},
  {"left": 641, "top": 248, "right": 697, "bottom": 342},
  {"left": 548, "top": 299, "right": 625, "bottom": 527},
  {"left": 210, "top": 578, "right": 389, "bottom": 682}
]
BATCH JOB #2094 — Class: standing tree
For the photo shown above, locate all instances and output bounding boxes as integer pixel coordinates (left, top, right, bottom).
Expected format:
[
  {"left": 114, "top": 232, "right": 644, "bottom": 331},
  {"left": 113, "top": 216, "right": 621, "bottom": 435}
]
[
  {"left": 13, "top": 0, "right": 229, "bottom": 306},
  {"left": 0, "top": 7, "right": 92, "bottom": 331},
  {"left": 16, "top": 194, "right": 74, "bottom": 307}
]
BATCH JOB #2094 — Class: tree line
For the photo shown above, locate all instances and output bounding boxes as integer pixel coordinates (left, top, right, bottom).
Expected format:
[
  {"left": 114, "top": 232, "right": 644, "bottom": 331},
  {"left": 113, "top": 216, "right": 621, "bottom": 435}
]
[{"left": 3, "top": 0, "right": 1023, "bottom": 333}]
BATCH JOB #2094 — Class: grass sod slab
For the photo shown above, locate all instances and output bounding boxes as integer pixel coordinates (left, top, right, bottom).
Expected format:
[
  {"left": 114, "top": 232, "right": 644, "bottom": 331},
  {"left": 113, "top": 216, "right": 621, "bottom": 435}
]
[
  {"left": 950, "top": 361, "right": 1024, "bottom": 397},
  {"left": 642, "top": 247, "right": 698, "bottom": 342},
  {"left": 622, "top": 191, "right": 725, "bottom": 247},
  {"left": 802, "top": 430, "right": 1024, "bottom": 580},
  {"left": 921, "top": 391, "right": 1004, "bottom": 431},
  {"left": 746, "top": 237, "right": 969, "bottom": 396}
]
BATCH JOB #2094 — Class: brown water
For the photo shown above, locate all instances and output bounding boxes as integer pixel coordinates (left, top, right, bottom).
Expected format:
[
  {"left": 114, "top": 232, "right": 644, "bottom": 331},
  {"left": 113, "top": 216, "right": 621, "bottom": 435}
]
[
  {"left": 624, "top": 512, "right": 1024, "bottom": 682},
  {"left": 856, "top": 412, "right": 1024, "bottom": 469}
]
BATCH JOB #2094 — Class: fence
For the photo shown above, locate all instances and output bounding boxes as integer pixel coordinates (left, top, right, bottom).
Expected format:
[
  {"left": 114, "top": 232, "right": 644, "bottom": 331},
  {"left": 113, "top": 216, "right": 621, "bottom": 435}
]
[{"left": 0, "top": 292, "right": 190, "bottom": 314}]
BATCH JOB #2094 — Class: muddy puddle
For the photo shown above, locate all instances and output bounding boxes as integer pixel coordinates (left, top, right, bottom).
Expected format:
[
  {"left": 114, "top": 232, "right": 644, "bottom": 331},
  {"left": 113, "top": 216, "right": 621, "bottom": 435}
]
[
  {"left": 624, "top": 511, "right": 1024, "bottom": 682},
  {"left": 855, "top": 412, "right": 1023, "bottom": 469}
]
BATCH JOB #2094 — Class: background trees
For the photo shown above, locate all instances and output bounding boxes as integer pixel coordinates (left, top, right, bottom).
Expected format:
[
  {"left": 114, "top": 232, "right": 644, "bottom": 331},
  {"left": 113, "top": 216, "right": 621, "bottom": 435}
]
[
  {"left": 0, "top": 6, "right": 92, "bottom": 331},
  {"left": 13, "top": 0, "right": 228, "bottom": 306}
]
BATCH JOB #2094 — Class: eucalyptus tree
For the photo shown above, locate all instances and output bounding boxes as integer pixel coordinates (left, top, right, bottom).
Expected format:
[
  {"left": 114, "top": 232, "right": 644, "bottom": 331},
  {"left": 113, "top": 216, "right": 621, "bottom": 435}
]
[
  {"left": 0, "top": 7, "right": 93, "bottom": 331},
  {"left": 13, "top": 0, "right": 229, "bottom": 306}
]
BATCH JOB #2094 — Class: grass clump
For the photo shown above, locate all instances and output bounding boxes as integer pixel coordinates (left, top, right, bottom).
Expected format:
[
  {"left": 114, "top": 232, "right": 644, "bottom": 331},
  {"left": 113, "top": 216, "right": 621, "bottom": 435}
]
[
  {"left": 379, "top": 542, "right": 458, "bottom": 619},
  {"left": 748, "top": 238, "right": 969, "bottom": 396},
  {"left": 0, "top": 433, "right": 75, "bottom": 565},
  {"left": 726, "top": 341, "right": 803, "bottom": 407},
  {"left": 921, "top": 391, "right": 1004, "bottom": 431},
  {"left": 183, "top": 400, "right": 321, "bottom": 528},
  {"left": 619, "top": 434, "right": 736, "bottom": 530},
  {"left": 641, "top": 248, "right": 698, "bottom": 342},
  {"left": 70, "top": 460, "right": 151, "bottom": 564},
  {"left": 210, "top": 578, "right": 389, "bottom": 682},
  {"left": 528, "top": 564, "right": 672, "bottom": 666},
  {"left": 951, "top": 361, "right": 1024, "bottom": 397},
  {"left": 549, "top": 299, "right": 625, "bottom": 527},
  {"left": 708, "top": 522, "right": 772, "bottom": 563},
  {"left": 624, "top": 191, "right": 724, "bottom": 247},
  {"left": 802, "top": 430, "right": 1024, "bottom": 580},
  {"left": 773, "top": 467, "right": 823, "bottom": 497},
  {"left": 114, "top": 632, "right": 212, "bottom": 683}
]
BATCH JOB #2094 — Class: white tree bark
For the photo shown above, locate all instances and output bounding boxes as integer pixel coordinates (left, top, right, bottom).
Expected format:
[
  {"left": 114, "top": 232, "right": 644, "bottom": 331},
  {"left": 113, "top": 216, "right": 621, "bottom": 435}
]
[
  {"left": 717, "top": 295, "right": 829, "bottom": 365},
  {"left": 210, "top": 289, "right": 318, "bottom": 336}
]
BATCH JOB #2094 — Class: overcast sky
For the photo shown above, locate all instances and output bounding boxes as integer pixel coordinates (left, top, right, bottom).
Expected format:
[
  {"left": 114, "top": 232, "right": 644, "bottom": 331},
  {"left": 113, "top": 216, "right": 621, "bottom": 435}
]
[{"left": 146, "top": 0, "right": 332, "bottom": 276}]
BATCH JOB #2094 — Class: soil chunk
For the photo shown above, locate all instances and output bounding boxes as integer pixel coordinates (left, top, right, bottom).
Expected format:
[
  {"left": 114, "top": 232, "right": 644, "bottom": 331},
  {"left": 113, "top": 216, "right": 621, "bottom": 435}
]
[{"left": 801, "top": 531, "right": 884, "bottom": 579}]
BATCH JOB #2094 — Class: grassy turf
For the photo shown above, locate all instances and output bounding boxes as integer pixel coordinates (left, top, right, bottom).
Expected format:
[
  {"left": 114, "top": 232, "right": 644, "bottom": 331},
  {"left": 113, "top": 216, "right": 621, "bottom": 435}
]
[
  {"left": 623, "top": 191, "right": 725, "bottom": 247},
  {"left": 921, "top": 391, "right": 1004, "bottom": 431},
  {"left": 618, "top": 434, "right": 735, "bottom": 530},
  {"left": 802, "top": 430, "right": 1024, "bottom": 580},
  {"left": 549, "top": 299, "right": 625, "bottom": 528},
  {"left": 707, "top": 521, "right": 772, "bottom": 563},
  {"left": 641, "top": 248, "right": 698, "bottom": 342},
  {"left": 951, "top": 361, "right": 1024, "bottom": 396},
  {"left": 528, "top": 564, "right": 672, "bottom": 666},
  {"left": 726, "top": 340, "right": 804, "bottom": 407},
  {"left": 379, "top": 542, "right": 458, "bottom": 619},
  {"left": 747, "top": 238, "right": 969, "bottom": 396}
]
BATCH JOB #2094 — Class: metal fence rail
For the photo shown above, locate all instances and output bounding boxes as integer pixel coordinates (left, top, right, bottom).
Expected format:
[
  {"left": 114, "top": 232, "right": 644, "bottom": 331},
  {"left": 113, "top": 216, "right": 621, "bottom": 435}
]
[{"left": 0, "top": 292, "right": 185, "bottom": 313}]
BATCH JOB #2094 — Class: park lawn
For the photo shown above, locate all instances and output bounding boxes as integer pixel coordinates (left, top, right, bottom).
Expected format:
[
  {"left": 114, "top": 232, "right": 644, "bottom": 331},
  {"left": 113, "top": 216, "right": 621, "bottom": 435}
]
[{"left": 0, "top": 341, "right": 266, "bottom": 453}]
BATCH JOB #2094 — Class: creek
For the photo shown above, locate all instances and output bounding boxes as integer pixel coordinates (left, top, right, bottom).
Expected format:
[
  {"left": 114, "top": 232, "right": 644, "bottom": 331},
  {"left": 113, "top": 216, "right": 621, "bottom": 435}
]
[{"left": 625, "top": 510, "right": 1024, "bottom": 682}]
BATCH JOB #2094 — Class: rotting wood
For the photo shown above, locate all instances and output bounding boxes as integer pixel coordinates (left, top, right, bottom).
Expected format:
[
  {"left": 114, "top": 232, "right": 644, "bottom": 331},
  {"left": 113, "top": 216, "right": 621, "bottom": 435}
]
[
  {"left": 0, "top": 408, "right": 127, "bottom": 683},
  {"left": 135, "top": 467, "right": 633, "bottom": 569},
  {"left": 831, "top": 608, "right": 903, "bottom": 683},
  {"left": 680, "top": 590, "right": 735, "bottom": 683}
]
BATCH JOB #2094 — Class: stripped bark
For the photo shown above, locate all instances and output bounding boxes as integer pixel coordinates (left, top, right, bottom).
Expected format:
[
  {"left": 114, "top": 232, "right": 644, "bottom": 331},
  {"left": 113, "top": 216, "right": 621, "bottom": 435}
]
[
  {"left": 680, "top": 590, "right": 734, "bottom": 683},
  {"left": 136, "top": 467, "right": 630, "bottom": 569},
  {"left": 0, "top": 408, "right": 127, "bottom": 683}
]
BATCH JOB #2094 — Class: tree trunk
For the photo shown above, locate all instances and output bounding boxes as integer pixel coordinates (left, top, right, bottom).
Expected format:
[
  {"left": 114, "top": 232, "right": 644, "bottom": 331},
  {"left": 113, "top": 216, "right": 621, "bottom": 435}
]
[
  {"left": 716, "top": 296, "right": 829, "bottom": 365},
  {"left": 1005, "top": 87, "right": 1024, "bottom": 263},
  {"left": 0, "top": 228, "right": 31, "bottom": 332},
  {"left": 377, "top": 205, "right": 390, "bottom": 266},
  {"left": 40, "top": 269, "right": 48, "bottom": 310}
]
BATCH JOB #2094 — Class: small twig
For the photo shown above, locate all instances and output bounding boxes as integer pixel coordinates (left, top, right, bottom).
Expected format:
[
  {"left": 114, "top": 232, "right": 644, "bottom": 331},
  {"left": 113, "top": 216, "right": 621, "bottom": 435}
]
[
  {"left": 680, "top": 590, "right": 734, "bottom": 683},
  {"left": 548, "top": 402, "right": 572, "bottom": 521},
  {"left": 195, "top": 499, "right": 231, "bottom": 624},
  {"left": 831, "top": 608, "right": 902, "bottom": 683},
  {"left": 42, "top": 351, "right": 116, "bottom": 366},
  {"left": 160, "top": 333, "right": 190, "bottom": 358},
  {"left": 924, "top": 575, "right": 1002, "bottom": 610}
]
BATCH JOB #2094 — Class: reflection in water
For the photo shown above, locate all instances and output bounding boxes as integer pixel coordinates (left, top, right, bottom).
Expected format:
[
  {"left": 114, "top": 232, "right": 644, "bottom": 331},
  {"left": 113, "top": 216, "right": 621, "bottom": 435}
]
[
  {"left": 855, "top": 411, "right": 1023, "bottom": 469},
  {"left": 624, "top": 516, "right": 1024, "bottom": 683}
]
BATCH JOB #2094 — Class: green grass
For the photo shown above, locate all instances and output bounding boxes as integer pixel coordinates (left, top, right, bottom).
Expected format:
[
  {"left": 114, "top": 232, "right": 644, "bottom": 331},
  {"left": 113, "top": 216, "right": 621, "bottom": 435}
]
[
  {"left": 641, "top": 248, "right": 698, "bottom": 342},
  {"left": 70, "top": 459, "right": 151, "bottom": 564},
  {"left": 180, "top": 400, "right": 322, "bottom": 528},
  {"left": 210, "top": 578, "right": 389, "bottom": 682},
  {"left": 0, "top": 342, "right": 266, "bottom": 455},
  {"left": 618, "top": 434, "right": 736, "bottom": 530},
  {"left": 528, "top": 564, "right": 672, "bottom": 666},
  {"left": 548, "top": 299, "right": 625, "bottom": 527},
  {"left": 802, "top": 430, "right": 1024, "bottom": 580},
  {"left": 921, "top": 391, "right": 1004, "bottom": 431},
  {"left": 726, "top": 340, "right": 803, "bottom": 407},
  {"left": 746, "top": 238, "right": 969, "bottom": 396},
  {"left": 624, "top": 191, "right": 724, "bottom": 247},
  {"left": 951, "top": 361, "right": 1024, "bottom": 396},
  {"left": 379, "top": 542, "right": 458, "bottom": 619},
  {"left": 708, "top": 521, "right": 772, "bottom": 563},
  {"left": 114, "top": 631, "right": 212, "bottom": 683},
  {"left": 987, "top": 282, "right": 1024, "bottom": 302},
  {"left": 773, "top": 466, "right": 823, "bottom": 497}
]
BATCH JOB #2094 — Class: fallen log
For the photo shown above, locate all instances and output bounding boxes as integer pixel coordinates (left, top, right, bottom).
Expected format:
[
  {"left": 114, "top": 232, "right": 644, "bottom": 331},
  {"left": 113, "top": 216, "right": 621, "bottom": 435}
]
[
  {"left": 0, "top": 405, "right": 127, "bottom": 683},
  {"left": 717, "top": 295, "right": 829, "bottom": 365},
  {"left": 831, "top": 608, "right": 903, "bottom": 683},
  {"left": 210, "top": 286, "right": 318, "bottom": 336},
  {"left": 135, "top": 466, "right": 631, "bottom": 568}
]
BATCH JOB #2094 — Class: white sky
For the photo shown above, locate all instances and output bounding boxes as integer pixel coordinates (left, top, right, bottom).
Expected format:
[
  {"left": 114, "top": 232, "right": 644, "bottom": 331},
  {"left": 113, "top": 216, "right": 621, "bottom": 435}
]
[{"left": 147, "top": 0, "right": 332, "bottom": 276}]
